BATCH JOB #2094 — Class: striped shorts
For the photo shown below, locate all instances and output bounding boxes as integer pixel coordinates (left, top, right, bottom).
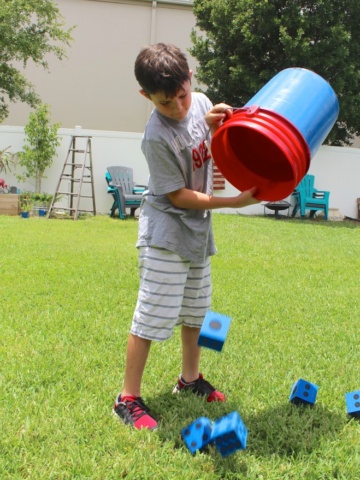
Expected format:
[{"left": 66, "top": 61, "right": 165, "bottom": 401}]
[{"left": 131, "top": 246, "right": 212, "bottom": 341}]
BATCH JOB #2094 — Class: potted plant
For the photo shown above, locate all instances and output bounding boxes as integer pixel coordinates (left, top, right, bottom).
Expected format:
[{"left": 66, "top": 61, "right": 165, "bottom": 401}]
[
  {"left": 20, "top": 201, "right": 32, "bottom": 218},
  {"left": 31, "top": 192, "right": 54, "bottom": 216},
  {"left": 19, "top": 192, "right": 33, "bottom": 218},
  {"left": 39, "top": 192, "right": 54, "bottom": 208}
]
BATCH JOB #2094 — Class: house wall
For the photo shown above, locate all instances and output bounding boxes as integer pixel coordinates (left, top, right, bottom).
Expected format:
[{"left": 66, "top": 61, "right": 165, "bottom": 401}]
[
  {"left": 2, "top": 0, "right": 360, "bottom": 152},
  {"left": 1, "top": 125, "right": 359, "bottom": 219},
  {"left": 1, "top": 0, "right": 198, "bottom": 133}
]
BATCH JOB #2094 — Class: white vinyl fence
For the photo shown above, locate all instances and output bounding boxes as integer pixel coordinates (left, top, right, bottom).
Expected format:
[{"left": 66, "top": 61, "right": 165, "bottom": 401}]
[{"left": 1, "top": 125, "right": 359, "bottom": 219}]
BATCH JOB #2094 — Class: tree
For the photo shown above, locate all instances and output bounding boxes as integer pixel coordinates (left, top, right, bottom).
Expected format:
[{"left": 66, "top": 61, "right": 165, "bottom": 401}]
[
  {"left": 0, "top": 146, "right": 17, "bottom": 175},
  {"left": 0, "top": 0, "right": 73, "bottom": 122},
  {"left": 190, "top": 0, "right": 360, "bottom": 145},
  {"left": 17, "top": 103, "right": 60, "bottom": 193}
]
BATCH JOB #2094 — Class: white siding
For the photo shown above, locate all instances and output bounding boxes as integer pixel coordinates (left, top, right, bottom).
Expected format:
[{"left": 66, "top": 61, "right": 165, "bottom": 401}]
[{"left": 2, "top": 0, "right": 197, "bottom": 132}]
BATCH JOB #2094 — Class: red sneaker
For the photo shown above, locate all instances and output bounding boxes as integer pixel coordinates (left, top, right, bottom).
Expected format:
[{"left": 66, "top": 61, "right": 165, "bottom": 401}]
[
  {"left": 173, "top": 373, "right": 226, "bottom": 402},
  {"left": 113, "top": 395, "right": 158, "bottom": 430}
]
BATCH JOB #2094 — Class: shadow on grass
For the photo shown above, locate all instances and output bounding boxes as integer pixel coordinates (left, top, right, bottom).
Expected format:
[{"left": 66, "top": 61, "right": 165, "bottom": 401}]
[
  {"left": 148, "top": 391, "right": 240, "bottom": 444},
  {"left": 244, "top": 402, "right": 344, "bottom": 457},
  {"left": 150, "top": 393, "right": 345, "bottom": 476},
  {"left": 148, "top": 392, "right": 251, "bottom": 477}
]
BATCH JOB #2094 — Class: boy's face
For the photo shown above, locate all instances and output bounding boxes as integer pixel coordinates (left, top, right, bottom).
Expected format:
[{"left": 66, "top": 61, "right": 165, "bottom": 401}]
[{"left": 140, "top": 76, "right": 192, "bottom": 121}]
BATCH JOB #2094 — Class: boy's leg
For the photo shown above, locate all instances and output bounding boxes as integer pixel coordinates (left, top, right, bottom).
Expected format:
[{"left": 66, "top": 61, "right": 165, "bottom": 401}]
[
  {"left": 177, "top": 325, "right": 225, "bottom": 402},
  {"left": 114, "top": 333, "right": 157, "bottom": 430},
  {"left": 115, "top": 247, "right": 190, "bottom": 430},
  {"left": 181, "top": 325, "right": 201, "bottom": 383},
  {"left": 122, "top": 333, "right": 151, "bottom": 397},
  {"left": 174, "top": 256, "right": 225, "bottom": 403}
]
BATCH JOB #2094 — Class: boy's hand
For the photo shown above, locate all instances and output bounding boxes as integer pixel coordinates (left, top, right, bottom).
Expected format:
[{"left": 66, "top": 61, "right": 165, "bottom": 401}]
[
  {"left": 233, "top": 187, "right": 261, "bottom": 208},
  {"left": 205, "top": 103, "right": 233, "bottom": 135}
]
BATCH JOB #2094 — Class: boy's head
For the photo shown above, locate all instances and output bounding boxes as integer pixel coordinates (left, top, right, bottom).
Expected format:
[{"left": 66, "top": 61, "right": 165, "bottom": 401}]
[{"left": 135, "top": 43, "right": 191, "bottom": 97}]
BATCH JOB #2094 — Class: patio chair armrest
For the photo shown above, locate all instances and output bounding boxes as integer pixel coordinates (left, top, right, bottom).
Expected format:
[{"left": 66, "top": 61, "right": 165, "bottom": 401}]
[
  {"left": 313, "top": 189, "right": 329, "bottom": 199},
  {"left": 109, "top": 181, "right": 124, "bottom": 190},
  {"left": 133, "top": 184, "right": 147, "bottom": 194}
]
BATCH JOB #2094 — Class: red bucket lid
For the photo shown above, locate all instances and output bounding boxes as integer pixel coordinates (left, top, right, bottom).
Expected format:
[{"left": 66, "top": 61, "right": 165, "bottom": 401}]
[{"left": 211, "top": 106, "right": 310, "bottom": 201}]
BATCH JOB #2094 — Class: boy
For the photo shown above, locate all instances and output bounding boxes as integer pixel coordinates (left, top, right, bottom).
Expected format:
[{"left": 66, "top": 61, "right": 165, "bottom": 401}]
[{"left": 114, "top": 43, "right": 258, "bottom": 430}]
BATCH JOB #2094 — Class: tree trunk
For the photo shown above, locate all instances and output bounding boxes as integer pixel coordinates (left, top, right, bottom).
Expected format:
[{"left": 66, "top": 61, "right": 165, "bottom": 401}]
[{"left": 35, "top": 171, "right": 42, "bottom": 193}]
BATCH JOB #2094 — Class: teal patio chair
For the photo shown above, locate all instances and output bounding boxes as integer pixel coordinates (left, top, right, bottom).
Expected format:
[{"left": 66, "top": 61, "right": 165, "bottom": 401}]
[
  {"left": 105, "top": 166, "right": 147, "bottom": 219},
  {"left": 105, "top": 171, "right": 117, "bottom": 217},
  {"left": 291, "top": 174, "right": 330, "bottom": 220}
]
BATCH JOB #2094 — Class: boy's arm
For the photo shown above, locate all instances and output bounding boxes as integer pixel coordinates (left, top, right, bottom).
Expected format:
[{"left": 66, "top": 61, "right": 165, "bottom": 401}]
[{"left": 167, "top": 187, "right": 259, "bottom": 210}]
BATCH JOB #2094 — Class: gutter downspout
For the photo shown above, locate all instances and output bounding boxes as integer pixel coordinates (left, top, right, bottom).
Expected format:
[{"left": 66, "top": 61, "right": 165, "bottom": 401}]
[{"left": 146, "top": 1, "right": 157, "bottom": 119}]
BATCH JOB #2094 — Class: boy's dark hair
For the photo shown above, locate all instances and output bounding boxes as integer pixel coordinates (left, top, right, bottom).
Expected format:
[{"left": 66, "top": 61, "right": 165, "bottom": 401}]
[{"left": 134, "top": 43, "right": 191, "bottom": 98}]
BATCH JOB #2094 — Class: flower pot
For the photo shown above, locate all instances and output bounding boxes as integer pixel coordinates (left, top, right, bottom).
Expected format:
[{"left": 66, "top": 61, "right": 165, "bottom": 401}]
[
  {"left": 38, "top": 209, "right": 47, "bottom": 217},
  {"left": 20, "top": 211, "right": 29, "bottom": 218}
]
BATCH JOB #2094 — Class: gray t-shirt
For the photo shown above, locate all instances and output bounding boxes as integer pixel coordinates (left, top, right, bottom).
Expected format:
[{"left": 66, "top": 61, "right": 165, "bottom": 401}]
[{"left": 137, "top": 92, "right": 217, "bottom": 263}]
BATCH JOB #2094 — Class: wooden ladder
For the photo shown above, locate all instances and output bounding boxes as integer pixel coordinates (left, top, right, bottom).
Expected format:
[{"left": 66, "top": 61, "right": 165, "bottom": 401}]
[{"left": 48, "top": 135, "right": 96, "bottom": 220}]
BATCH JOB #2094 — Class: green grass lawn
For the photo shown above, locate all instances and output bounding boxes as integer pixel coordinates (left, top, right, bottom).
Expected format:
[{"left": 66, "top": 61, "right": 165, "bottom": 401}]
[{"left": 1, "top": 213, "right": 359, "bottom": 479}]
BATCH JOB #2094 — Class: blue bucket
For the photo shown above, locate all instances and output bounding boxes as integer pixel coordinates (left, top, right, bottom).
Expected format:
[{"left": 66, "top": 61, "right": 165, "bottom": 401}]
[
  {"left": 244, "top": 68, "right": 339, "bottom": 158},
  {"left": 211, "top": 68, "right": 339, "bottom": 201}
]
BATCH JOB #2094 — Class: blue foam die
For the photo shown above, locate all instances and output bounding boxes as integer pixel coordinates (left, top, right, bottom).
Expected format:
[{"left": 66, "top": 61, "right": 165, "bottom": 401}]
[
  {"left": 197, "top": 311, "right": 231, "bottom": 352},
  {"left": 345, "top": 390, "right": 360, "bottom": 417},
  {"left": 181, "top": 417, "right": 213, "bottom": 454},
  {"left": 211, "top": 411, "right": 248, "bottom": 457},
  {"left": 289, "top": 378, "right": 319, "bottom": 405}
]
